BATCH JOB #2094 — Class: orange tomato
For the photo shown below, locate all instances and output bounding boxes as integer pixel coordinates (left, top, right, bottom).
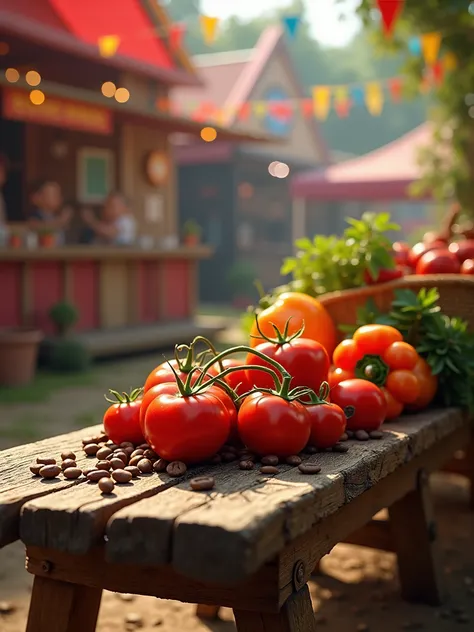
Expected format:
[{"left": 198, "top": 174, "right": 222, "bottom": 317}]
[
  {"left": 333, "top": 338, "right": 361, "bottom": 371},
  {"left": 385, "top": 370, "right": 420, "bottom": 404},
  {"left": 382, "top": 341, "right": 419, "bottom": 371},
  {"left": 353, "top": 325, "right": 403, "bottom": 356},
  {"left": 381, "top": 387, "right": 403, "bottom": 420},
  {"left": 407, "top": 358, "right": 438, "bottom": 410},
  {"left": 328, "top": 367, "right": 354, "bottom": 389},
  {"left": 250, "top": 292, "right": 337, "bottom": 356}
]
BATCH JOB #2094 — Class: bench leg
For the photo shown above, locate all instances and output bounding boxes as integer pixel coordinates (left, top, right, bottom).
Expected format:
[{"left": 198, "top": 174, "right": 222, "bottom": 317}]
[
  {"left": 389, "top": 470, "right": 444, "bottom": 606},
  {"left": 233, "top": 584, "right": 316, "bottom": 632},
  {"left": 26, "top": 575, "right": 102, "bottom": 632},
  {"left": 196, "top": 604, "right": 221, "bottom": 619}
]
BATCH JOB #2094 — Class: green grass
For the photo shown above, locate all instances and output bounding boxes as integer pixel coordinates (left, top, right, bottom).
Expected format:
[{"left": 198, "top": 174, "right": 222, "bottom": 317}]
[
  {"left": 0, "top": 413, "right": 48, "bottom": 441},
  {"left": 198, "top": 303, "right": 242, "bottom": 318},
  {"left": 0, "top": 370, "right": 97, "bottom": 405},
  {"left": 72, "top": 410, "right": 103, "bottom": 428}
]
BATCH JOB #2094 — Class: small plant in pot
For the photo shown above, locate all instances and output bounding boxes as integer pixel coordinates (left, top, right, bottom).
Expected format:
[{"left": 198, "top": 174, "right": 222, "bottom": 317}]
[
  {"left": 8, "top": 229, "right": 22, "bottom": 248},
  {"left": 227, "top": 261, "right": 258, "bottom": 308},
  {"left": 37, "top": 228, "right": 56, "bottom": 248},
  {"left": 183, "top": 219, "right": 202, "bottom": 246},
  {"left": 46, "top": 301, "right": 90, "bottom": 373}
]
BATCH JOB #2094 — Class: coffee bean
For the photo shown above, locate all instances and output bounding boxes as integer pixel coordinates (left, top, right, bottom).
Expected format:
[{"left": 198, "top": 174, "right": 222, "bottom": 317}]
[
  {"left": 130, "top": 449, "right": 144, "bottom": 459},
  {"left": 260, "top": 466, "right": 279, "bottom": 474},
  {"left": 153, "top": 458, "right": 168, "bottom": 473},
  {"left": 355, "top": 430, "right": 370, "bottom": 441},
  {"left": 190, "top": 476, "right": 215, "bottom": 491},
  {"left": 369, "top": 431, "right": 384, "bottom": 440},
  {"left": 39, "top": 465, "right": 61, "bottom": 479},
  {"left": 87, "top": 469, "right": 111, "bottom": 482},
  {"left": 61, "top": 459, "right": 76, "bottom": 470},
  {"left": 113, "top": 450, "right": 129, "bottom": 463},
  {"left": 222, "top": 444, "right": 238, "bottom": 455},
  {"left": 286, "top": 455, "right": 302, "bottom": 466},
  {"left": 339, "top": 433, "right": 349, "bottom": 442},
  {"left": 112, "top": 469, "right": 133, "bottom": 484},
  {"left": 106, "top": 441, "right": 119, "bottom": 449},
  {"left": 138, "top": 458, "right": 153, "bottom": 473},
  {"left": 96, "top": 446, "right": 113, "bottom": 459},
  {"left": 143, "top": 449, "right": 158, "bottom": 460},
  {"left": 124, "top": 466, "right": 140, "bottom": 478},
  {"left": 346, "top": 430, "right": 355, "bottom": 439},
  {"left": 303, "top": 445, "right": 318, "bottom": 454},
  {"left": 82, "top": 467, "right": 96, "bottom": 477},
  {"left": 30, "top": 463, "right": 42, "bottom": 476},
  {"left": 129, "top": 455, "right": 143, "bottom": 467},
  {"left": 36, "top": 457, "right": 56, "bottom": 465},
  {"left": 333, "top": 443, "right": 349, "bottom": 453},
  {"left": 110, "top": 457, "right": 126, "bottom": 470},
  {"left": 261, "top": 455, "right": 279, "bottom": 466},
  {"left": 82, "top": 436, "right": 95, "bottom": 446},
  {"left": 64, "top": 467, "right": 82, "bottom": 480},
  {"left": 91, "top": 432, "right": 108, "bottom": 444},
  {"left": 84, "top": 444, "right": 100, "bottom": 456},
  {"left": 98, "top": 478, "right": 115, "bottom": 494},
  {"left": 166, "top": 461, "right": 187, "bottom": 477},
  {"left": 138, "top": 443, "right": 149, "bottom": 450},
  {"left": 209, "top": 454, "right": 222, "bottom": 464},
  {"left": 123, "top": 446, "right": 134, "bottom": 456},
  {"left": 239, "top": 452, "right": 255, "bottom": 462},
  {"left": 298, "top": 463, "right": 321, "bottom": 475},
  {"left": 239, "top": 460, "right": 254, "bottom": 470},
  {"left": 221, "top": 452, "right": 237, "bottom": 462},
  {"left": 96, "top": 460, "right": 112, "bottom": 471},
  {"left": 61, "top": 450, "right": 76, "bottom": 461},
  {"left": 120, "top": 441, "right": 134, "bottom": 449}
]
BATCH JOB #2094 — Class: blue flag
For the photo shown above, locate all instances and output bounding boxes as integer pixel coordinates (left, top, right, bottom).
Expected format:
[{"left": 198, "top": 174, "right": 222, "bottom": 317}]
[{"left": 282, "top": 15, "right": 301, "bottom": 40}]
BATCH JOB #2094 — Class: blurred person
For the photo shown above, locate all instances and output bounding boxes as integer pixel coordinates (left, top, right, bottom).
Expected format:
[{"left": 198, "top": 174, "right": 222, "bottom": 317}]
[
  {"left": 81, "top": 191, "right": 136, "bottom": 246},
  {"left": 27, "top": 179, "right": 72, "bottom": 245}
]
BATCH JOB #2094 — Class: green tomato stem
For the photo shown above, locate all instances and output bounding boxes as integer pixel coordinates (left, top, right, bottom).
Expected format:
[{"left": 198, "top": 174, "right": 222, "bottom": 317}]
[
  {"left": 354, "top": 354, "right": 389, "bottom": 387},
  {"left": 174, "top": 343, "right": 195, "bottom": 373}
]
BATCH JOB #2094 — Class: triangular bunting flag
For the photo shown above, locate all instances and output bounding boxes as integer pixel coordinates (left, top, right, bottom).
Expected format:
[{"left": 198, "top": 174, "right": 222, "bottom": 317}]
[
  {"left": 365, "top": 82, "right": 384, "bottom": 116},
  {"left": 408, "top": 36, "right": 422, "bottom": 56},
  {"left": 199, "top": 15, "right": 219, "bottom": 45},
  {"left": 98, "top": 35, "right": 120, "bottom": 58},
  {"left": 388, "top": 77, "right": 403, "bottom": 102},
  {"left": 301, "top": 99, "right": 313, "bottom": 118},
  {"left": 282, "top": 15, "right": 301, "bottom": 40},
  {"left": 350, "top": 86, "right": 365, "bottom": 106},
  {"left": 376, "top": 0, "right": 404, "bottom": 37},
  {"left": 421, "top": 32, "right": 442, "bottom": 66},
  {"left": 169, "top": 23, "right": 186, "bottom": 50},
  {"left": 432, "top": 61, "right": 444, "bottom": 86},
  {"left": 334, "top": 99, "right": 351, "bottom": 119},
  {"left": 253, "top": 102, "right": 267, "bottom": 118},
  {"left": 443, "top": 51, "right": 458, "bottom": 71},
  {"left": 312, "top": 86, "right": 331, "bottom": 120},
  {"left": 238, "top": 103, "right": 251, "bottom": 121}
]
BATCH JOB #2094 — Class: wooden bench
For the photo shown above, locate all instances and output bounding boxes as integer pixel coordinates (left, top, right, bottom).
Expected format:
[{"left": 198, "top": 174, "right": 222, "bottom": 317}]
[{"left": 0, "top": 408, "right": 472, "bottom": 632}]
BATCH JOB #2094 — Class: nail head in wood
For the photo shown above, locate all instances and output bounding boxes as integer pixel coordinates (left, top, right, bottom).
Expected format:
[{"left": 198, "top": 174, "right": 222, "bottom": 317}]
[
  {"left": 292, "top": 560, "right": 306, "bottom": 591},
  {"left": 41, "top": 560, "right": 52, "bottom": 573}
]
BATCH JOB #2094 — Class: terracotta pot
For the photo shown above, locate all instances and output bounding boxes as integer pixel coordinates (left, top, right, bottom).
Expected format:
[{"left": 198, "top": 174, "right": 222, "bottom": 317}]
[
  {"left": 9, "top": 234, "right": 22, "bottom": 248},
  {"left": 39, "top": 234, "right": 56, "bottom": 248},
  {"left": 0, "top": 328, "right": 43, "bottom": 386},
  {"left": 184, "top": 234, "right": 200, "bottom": 247}
]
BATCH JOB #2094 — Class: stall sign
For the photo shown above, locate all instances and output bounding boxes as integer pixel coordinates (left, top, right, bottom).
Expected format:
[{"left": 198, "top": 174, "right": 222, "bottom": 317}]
[{"left": 2, "top": 89, "right": 113, "bottom": 135}]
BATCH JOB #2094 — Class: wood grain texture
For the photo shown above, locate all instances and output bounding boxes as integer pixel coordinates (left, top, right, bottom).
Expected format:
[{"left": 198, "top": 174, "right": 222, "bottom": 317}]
[{"left": 0, "top": 425, "right": 103, "bottom": 547}]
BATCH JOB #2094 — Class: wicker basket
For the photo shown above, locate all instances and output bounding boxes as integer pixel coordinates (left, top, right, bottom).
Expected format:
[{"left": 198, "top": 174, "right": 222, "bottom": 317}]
[{"left": 319, "top": 275, "right": 474, "bottom": 339}]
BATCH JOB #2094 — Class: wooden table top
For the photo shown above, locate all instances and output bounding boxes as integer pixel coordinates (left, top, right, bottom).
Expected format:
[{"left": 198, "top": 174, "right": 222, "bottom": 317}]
[{"left": 0, "top": 408, "right": 468, "bottom": 584}]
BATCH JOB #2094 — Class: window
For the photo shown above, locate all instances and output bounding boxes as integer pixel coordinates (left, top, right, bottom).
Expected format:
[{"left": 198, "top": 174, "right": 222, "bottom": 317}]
[{"left": 77, "top": 148, "right": 114, "bottom": 203}]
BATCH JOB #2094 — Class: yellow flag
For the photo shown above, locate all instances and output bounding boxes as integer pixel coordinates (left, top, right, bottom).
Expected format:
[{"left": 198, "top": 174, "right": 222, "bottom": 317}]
[
  {"left": 199, "top": 15, "right": 219, "bottom": 45},
  {"left": 253, "top": 101, "right": 267, "bottom": 118},
  {"left": 98, "top": 35, "right": 120, "bottom": 58},
  {"left": 443, "top": 51, "right": 458, "bottom": 72},
  {"left": 334, "top": 86, "right": 349, "bottom": 103},
  {"left": 365, "top": 82, "right": 384, "bottom": 116},
  {"left": 311, "top": 86, "right": 331, "bottom": 120},
  {"left": 421, "top": 32, "right": 442, "bottom": 66}
]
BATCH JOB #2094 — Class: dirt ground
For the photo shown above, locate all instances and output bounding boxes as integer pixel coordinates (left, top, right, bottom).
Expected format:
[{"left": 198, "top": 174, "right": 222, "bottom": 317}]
[{"left": 0, "top": 324, "right": 473, "bottom": 630}]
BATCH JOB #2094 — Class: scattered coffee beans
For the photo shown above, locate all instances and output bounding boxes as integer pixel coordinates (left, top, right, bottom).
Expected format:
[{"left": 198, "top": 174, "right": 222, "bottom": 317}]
[
  {"left": 98, "top": 478, "right": 115, "bottom": 494},
  {"left": 36, "top": 457, "right": 56, "bottom": 465},
  {"left": 29, "top": 463, "right": 42, "bottom": 476},
  {"left": 82, "top": 467, "right": 96, "bottom": 477},
  {"left": 112, "top": 469, "right": 133, "bottom": 484},
  {"left": 355, "top": 430, "right": 369, "bottom": 441},
  {"left": 84, "top": 443, "right": 100, "bottom": 456},
  {"left": 129, "top": 455, "right": 143, "bottom": 467},
  {"left": 96, "top": 460, "right": 112, "bottom": 471},
  {"left": 96, "top": 446, "right": 113, "bottom": 460},
  {"left": 298, "top": 463, "right": 321, "bottom": 475},
  {"left": 153, "top": 458, "right": 168, "bottom": 473},
  {"left": 239, "top": 460, "right": 254, "bottom": 470},
  {"left": 339, "top": 433, "right": 349, "bottom": 442},
  {"left": 137, "top": 458, "right": 153, "bottom": 473},
  {"left": 143, "top": 449, "right": 158, "bottom": 460},
  {"left": 260, "top": 466, "right": 279, "bottom": 475},
  {"left": 61, "top": 451, "right": 76, "bottom": 461},
  {"left": 221, "top": 452, "right": 237, "bottom": 463},
  {"left": 130, "top": 449, "right": 144, "bottom": 459},
  {"left": 369, "top": 431, "right": 383, "bottom": 440},
  {"left": 138, "top": 443, "right": 149, "bottom": 451},
  {"left": 63, "top": 467, "right": 82, "bottom": 480},
  {"left": 39, "top": 464, "right": 61, "bottom": 479},
  {"left": 110, "top": 457, "right": 126, "bottom": 470},
  {"left": 61, "top": 459, "right": 76, "bottom": 470},
  {"left": 87, "top": 469, "right": 111, "bottom": 482},
  {"left": 124, "top": 466, "right": 140, "bottom": 478},
  {"left": 333, "top": 443, "right": 349, "bottom": 453},
  {"left": 190, "top": 476, "right": 215, "bottom": 491},
  {"left": 286, "top": 455, "right": 302, "bottom": 466},
  {"left": 166, "top": 461, "right": 187, "bottom": 477},
  {"left": 120, "top": 441, "right": 134, "bottom": 449},
  {"left": 304, "top": 445, "right": 318, "bottom": 454},
  {"left": 209, "top": 454, "right": 222, "bottom": 465},
  {"left": 113, "top": 450, "right": 129, "bottom": 464},
  {"left": 346, "top": 430, "right": 355, "bottom": 439},
  {"left": 261, "top": 455, "right": 279, "bottom": 466}
]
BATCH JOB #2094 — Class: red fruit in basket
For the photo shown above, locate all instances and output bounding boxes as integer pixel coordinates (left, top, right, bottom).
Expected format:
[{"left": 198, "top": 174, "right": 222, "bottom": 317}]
[
  {"left": 408, "top": 241, "right": 446, "bottom": 270},
  {"left": 364, "top": 266, "right": 404, "bottom": 285},
  {"left": 415, "top": 249, "right": 461, "bottom": 275},
  {"left": 461, "top": 259, "right": 474, "bottom": 275},
  {"left": 448, "top": 239, "right": 474, "bottom": 263},
  {"left": 392, "top": 241, "right": 410, "bottom": 266}
]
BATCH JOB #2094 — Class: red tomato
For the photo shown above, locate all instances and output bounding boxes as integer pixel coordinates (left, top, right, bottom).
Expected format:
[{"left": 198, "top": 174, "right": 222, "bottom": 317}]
[
  {"left": 245, "top": 338, "right": 329, "bottom": 393},
  {"left": 382, "top": 341, "right": 419, "bottom": 371},
  {"left": 392, "top": 241, "right": 410, "bottom": 266},
  {"left": 207, "top": 358, "right": 253, "bottom": 397},
  {"left": 333, "top": 339, "right": 361, "bottom": 371},
  {"left": 353, "top": 325, "right": 403, "bottom": 356},
  {"left": 144, "top": 360, "right": 203, "bottom": 393},
  {"left": 144, "top": 392, "right": 231, "bottom": 464},
  {"left": 408, "top": 241, "right": 446, "bottom": 269},
  {"left": 330, "top": 379, "right": 387, "bottom": 431},
  {"left": 307, "top": 403, "right": 346, "bottom": 448},
  {"left": 140, "top": 382, "right": 178, "bottom": 434},
  {"left": 415, "top": 249, "right": 461, "bottom": 275},
  {"left": 461, "top": 259, "right": 474, "bottom": 275},
  {"left": 104, "top": 399, "right": 144, "bottom": 445},
  {"left": 448, "top": 239, "right": 474, "bottom": 263},
  {"left": 329, "top": 367, "right": 354, "bottom": 388},
  {"left": 381, "top": 387, "right": 403, "bottom": 420},
  {"left": 385, "top": 370, "right": 420, "bottom": 404},
  {"left": 237, "top": 392, "right": 311, "bottom": 456},
  {"left": 364, "top": 267, "right": 404, "bottom": 285}
]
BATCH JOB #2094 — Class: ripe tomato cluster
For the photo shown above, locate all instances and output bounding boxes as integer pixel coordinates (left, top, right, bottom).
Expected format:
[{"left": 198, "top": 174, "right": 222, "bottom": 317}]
[{"left": 330, "top": 324, "right": 438, "bottom": 425}]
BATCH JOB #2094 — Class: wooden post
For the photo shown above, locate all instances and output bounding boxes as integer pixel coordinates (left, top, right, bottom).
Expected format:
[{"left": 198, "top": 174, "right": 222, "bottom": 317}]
[
  {"left": 234, "top": 584, "right": 317, "bottom": 632},
  {"left": 26, "top": 575, "right": 102, "bottom": 632},
  {"left": 389, "top": 469, "right": 444, "bottom": 605}
]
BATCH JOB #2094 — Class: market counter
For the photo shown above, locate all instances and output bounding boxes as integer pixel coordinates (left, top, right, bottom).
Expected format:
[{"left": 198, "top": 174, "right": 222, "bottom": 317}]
[{"left": 0, "top": 246, "right": 212, "bottom": 335}]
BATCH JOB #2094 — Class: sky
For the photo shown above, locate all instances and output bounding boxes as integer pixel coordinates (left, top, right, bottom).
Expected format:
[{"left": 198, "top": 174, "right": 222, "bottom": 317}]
[{"left": 200, "top": 0, "right": 362, "bottom": 48}]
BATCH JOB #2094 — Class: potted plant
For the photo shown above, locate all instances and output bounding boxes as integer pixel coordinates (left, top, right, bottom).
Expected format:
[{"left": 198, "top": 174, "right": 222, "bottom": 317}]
[
  {"left": 8, "top": 229, "right": 22, "bottom": 249},
  {"left": 183, "top": 219, "right": 202, "bottom": 247},
  {"left": 46, "top": 301, "right": 90, "bottom": 372},
  {"left": 0, "top": 328, "right": 43, "bottom": 386},
  {"left": 227, "top": 261, "right": 258, "bottom": 308},
  {"left": 37, "top": 228, "right": 56, "bottom": 248}
]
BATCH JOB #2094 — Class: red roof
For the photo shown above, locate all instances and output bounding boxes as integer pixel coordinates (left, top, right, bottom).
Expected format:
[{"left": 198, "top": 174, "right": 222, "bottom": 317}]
[
  {"left": 0, "top": 0, "right": 200, "bottom": 85},
  {"left": 291, "top": 123, "right": 435, "bottom": 200}
]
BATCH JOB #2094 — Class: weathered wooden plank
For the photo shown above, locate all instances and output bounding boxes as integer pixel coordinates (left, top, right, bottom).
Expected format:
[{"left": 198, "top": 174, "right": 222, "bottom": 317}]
[{"left": 0, "top": 425, "right": 103, "bottom": 547}]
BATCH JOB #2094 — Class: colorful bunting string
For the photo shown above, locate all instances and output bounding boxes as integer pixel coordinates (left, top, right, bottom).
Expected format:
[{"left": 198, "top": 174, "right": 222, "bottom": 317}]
[
  {"left": 199, "top": 15, "right": 220, "bottom": 45},
  {"left": 376, "top": 0, "right": 404, "bottom": 37},
  {"left": 282, "top": 15, "right": 301, "bottom": 40}
]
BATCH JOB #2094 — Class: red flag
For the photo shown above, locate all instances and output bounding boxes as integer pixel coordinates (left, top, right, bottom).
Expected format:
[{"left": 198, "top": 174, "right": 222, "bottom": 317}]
[
  {"left": 432, "top": 60, "right": 444, "bottom": 86},
  {"left": 301, "top": 99, "right": 313, "bottom": 118},
  {"left": 169, "top": 23, "right": 186, "bottom": 50},
  {"left": 376, "top": 0, "right": 404, "bottom": 37},
  {"left": 238, "top": 103, "right": 251, "bottom": 121},
  {"left": 388, "top": 77, "right": 403, "bottom": 102},
  {"left": 335, "top": 99, "right": 352, "bottom": 118}
]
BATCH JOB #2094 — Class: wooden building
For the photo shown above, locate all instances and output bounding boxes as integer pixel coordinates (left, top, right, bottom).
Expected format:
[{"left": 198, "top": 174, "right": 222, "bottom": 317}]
[
  {"left": 172, "top": 27, "right": 330, "bottom": 303},
  {"left": 0, "top": 0, "right": 271, "bottom": 354}
]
